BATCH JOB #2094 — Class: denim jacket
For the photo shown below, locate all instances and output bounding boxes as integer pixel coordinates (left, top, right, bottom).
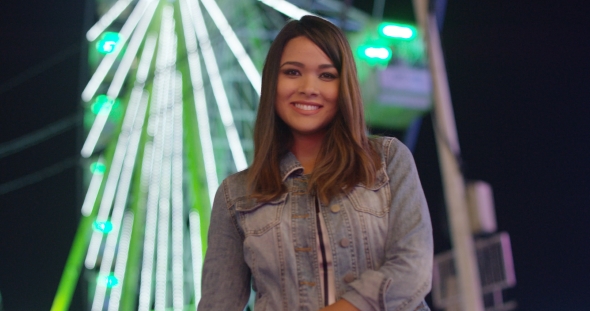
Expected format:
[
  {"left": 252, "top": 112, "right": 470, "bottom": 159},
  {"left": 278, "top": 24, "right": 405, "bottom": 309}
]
[{"left": 198, "top": 137, "right": 433, "bottom": 311}]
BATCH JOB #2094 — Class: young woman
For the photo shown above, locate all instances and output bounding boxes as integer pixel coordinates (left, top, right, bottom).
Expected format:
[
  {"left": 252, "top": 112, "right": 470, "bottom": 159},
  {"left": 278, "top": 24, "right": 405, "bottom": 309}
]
[{"left": 198, "top": 15, "right": 433, "bottom": 311}]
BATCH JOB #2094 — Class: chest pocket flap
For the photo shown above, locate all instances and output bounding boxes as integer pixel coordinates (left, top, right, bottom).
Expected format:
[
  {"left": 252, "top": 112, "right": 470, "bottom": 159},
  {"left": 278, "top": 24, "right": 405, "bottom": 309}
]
[
  {"left": 347, "top": 167, "right": 391, "bottom": 217},
  {"left": 235, "top": 193, "right": 287, "bottom": 236}
]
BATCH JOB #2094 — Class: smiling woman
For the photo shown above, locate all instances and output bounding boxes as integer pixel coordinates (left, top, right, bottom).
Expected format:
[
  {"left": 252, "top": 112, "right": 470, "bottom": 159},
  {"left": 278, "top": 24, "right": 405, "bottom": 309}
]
[
  {"left": 275, "top": 36, "right": 340, "bottom": 171},
  {"left": 198, "top": 15, "right": 433, "bottom": 311}
]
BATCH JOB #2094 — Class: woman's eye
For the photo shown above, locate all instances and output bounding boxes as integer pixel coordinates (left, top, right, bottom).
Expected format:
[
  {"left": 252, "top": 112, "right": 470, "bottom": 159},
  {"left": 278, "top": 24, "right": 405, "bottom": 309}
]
[
  {"left": 283, "top": 69, "right": 300, "bottom": 76},
  {"left": 320, "top": 72, "right": 337, "bottom": 80}
]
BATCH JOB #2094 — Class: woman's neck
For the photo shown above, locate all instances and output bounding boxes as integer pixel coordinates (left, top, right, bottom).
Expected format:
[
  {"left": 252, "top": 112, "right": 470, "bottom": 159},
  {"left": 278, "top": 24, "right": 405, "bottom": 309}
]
[{"left": 290, "top": 132, "right": 325, "bottom": 174}]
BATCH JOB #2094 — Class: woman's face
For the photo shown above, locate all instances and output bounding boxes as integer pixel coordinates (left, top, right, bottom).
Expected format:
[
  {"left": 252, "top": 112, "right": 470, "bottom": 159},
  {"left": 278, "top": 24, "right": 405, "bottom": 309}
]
[{"left": 275, "top": 36, "right": 339, "bottom": 140}]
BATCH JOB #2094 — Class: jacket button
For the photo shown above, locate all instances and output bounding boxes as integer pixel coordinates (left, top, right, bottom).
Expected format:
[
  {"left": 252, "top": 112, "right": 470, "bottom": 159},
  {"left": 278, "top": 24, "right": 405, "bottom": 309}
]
[
  {"left": 330, "top": 204, "right": 341, "bottom": 213},
  {"left": 343, "top": 273, "right": 356, "bottom": 283},
  {"left": 339, "top": 238, "right": 350, "bottom": 247}
]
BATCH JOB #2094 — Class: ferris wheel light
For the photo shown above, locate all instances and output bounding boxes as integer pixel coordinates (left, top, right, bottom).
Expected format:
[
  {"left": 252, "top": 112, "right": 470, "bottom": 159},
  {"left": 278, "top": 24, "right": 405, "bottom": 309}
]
[
  {"left": 86, "top": 0, "right": 133, "bottom": 42},
  {"left": 96, "top": 32, "right": 121, "bottom": 54},
  {"left": 90, "top": 161, "right": 106, "bottom": 174},
  {"left": 361, "top": 46, "right": 392, "bottom": 60},
  {"left": 90, "top": 95, "right": 116, "bottom": 114},
  {"left": 93, "top": 220, "right": 113, "bottom": 233},
  {"left": 379, "top": 22, "right": 417, "bottom": 40},
  {"left": 97, "top": 274, "right": 120, "bottom": 288},
  {"left": 258, "top": 0, "right": 315, "bottom": 20}
]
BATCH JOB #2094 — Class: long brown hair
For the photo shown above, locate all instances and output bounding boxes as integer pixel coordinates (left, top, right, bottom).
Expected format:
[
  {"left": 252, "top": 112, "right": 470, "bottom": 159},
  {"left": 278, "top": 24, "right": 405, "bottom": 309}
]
[{"left": 247, "top": 15, "right": 380, "bottom": 203}]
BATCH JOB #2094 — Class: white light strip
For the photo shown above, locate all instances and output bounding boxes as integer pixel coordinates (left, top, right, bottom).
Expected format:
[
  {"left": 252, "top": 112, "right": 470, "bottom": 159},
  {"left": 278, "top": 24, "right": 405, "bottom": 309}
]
[
  {"left": 155, "top": 8, "right": 176, "bottom": 310},
  {"left": 90, "top": 89, "right": 147, "bottom": 311},
  {"left": 106, "top": 212, "right": 134, "bottom": 311},
  {"left": 189, "top": 212, "right": 203, "bottom": 305},
  {"left": 80, "top": 103, "right": 112, "bottom": 158},
  {"left": 258, "top": 0, "right": 315, "bottom": 20},
  {"left": 81, "top": 162, "right": 105, "bottom": 216},
  {"left": 138, "top": 5, "right": 175, "bottom": 310},
  {"left": 136, "top": 35, "right": 157, "bottom": 85},
  {"left": 178, "top": 0, "right": 218, "bottom": 204},
  {"left": 137, "top": 98, "right": 162, "bottom": 311},
  {"left": 137, "top": 76, "right": 166, "bottom": 311},
  {"left": 187, "top": 0, "right": 248, "bottom": 171},
  {"left": 85, "top": 86, "right": 144, "bottom": 269},
  {"left": 80, "top": 0, "right": 156, "bottom": 159},
  {"left": 81, "top": 0, "right": 154, "bottom": 102},
  {"left": 172, "top": 72, "right": 184, "bottom": 311},
  {"left": 86, "top": 0, "right": 134, "bottom": 42},
  {"left": 200, "top": 0, "right": 261, "bottom": 95},
  {"left": 107, "top": 0, "right": 158, "bottom": 98}
]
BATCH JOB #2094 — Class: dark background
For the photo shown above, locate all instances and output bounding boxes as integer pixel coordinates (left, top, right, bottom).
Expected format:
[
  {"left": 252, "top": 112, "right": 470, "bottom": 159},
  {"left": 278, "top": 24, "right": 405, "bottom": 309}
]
[{"left": 1, "top": 0, "right": 589, "bottom": 310}]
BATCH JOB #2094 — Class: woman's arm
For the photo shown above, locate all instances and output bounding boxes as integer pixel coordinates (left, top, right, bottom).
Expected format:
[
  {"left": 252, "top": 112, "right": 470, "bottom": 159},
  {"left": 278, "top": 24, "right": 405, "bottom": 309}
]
[
  {"left": 198, "top": 181, "right": 251, "bottom": 310},
  {"left": 341, "top": 138, "right": 433, "bottom": 311}
]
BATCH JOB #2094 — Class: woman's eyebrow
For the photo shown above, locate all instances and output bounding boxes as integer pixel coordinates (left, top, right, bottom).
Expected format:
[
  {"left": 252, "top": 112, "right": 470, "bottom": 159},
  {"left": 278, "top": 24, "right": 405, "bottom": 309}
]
[
  {"left": 280, "top": 61, "right": 304, "bottom": 68},
  {"left": 279, "top": 61, "right": 335, "bottom": 69}
]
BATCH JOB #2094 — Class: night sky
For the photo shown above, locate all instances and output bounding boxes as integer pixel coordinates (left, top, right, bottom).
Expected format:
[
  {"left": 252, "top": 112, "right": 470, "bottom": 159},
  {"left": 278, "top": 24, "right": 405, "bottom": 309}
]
[{"left": 1, "top": 0, "right": 589, "bottom": 310}]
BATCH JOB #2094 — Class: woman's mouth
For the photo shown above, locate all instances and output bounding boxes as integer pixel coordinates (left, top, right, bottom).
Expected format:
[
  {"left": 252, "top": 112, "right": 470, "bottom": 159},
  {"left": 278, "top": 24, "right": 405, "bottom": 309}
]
[{"left": 293, "top": 102, "right": 321, "bottom": 111}]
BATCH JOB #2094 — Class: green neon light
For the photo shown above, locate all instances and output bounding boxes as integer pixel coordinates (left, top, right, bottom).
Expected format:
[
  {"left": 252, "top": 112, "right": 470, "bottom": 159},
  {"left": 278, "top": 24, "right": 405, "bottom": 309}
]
[
  {"left": 90, "top": 162, "right": 106, "bottom": 174},
  {"left": 378, "top": 22, "right": 417, "bottom": 40},
  {"left": 93, "top": 221, "right": 113, "bottom": 234},
  {"left": 91, "top": 95, "right": 117, "bottom": 114},
  {"left": 357, "top": 45, "right": 392, "bottom": 65},
  {"left": 96, "top": 32, "right": 121, "bottom": 54},
  {"left": 97, "top": 274, "right": 120, "bottom": 288}
]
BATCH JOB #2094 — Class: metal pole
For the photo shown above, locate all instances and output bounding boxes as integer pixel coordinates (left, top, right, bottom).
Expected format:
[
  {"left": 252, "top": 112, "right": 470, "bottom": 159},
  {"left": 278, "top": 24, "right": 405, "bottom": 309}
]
[
  {"left": 412, "top": 1, "right": 485, "bottom": 310},
  {"left": 372, "top": 0, "right": 386, "bottom": 19}
]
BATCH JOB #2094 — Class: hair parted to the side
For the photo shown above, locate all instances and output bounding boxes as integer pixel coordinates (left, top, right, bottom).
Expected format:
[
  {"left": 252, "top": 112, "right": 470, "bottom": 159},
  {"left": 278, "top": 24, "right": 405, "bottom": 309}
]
[{"left": 247, "top": 15, "right": 381, "bottom": 204}]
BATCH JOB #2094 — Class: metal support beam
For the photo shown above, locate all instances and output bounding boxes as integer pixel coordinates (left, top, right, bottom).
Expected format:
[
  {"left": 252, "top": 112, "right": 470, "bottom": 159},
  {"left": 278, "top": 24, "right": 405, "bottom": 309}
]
[{"left": 412, "top": 1, "right": 485, "bottom": 310}]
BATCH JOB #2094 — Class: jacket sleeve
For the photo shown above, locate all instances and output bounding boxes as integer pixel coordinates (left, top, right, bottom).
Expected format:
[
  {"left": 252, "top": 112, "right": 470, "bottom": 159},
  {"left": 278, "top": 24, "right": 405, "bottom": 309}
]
[
  {"left": 197, "top": 180, "right": 251, "bottom": 311},
  {"left": 342, "top": 138, "right": 433, "bottom": 311}
]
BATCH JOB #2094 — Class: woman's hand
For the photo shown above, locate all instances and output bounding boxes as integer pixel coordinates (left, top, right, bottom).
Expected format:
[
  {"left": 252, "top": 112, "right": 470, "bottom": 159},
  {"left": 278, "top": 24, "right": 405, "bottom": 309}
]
[{"left": 319, "top": 299, "right": 360, "bottom": 311}]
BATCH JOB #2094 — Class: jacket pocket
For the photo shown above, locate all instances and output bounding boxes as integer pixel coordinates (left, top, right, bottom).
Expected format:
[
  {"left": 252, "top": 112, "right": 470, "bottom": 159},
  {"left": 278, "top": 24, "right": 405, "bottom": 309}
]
[
  {"left": 235, "top": 193, "right": 287, "bottom": 236},
  {"left": 347, "top": 167, "right": 391, "bottom": 217}
]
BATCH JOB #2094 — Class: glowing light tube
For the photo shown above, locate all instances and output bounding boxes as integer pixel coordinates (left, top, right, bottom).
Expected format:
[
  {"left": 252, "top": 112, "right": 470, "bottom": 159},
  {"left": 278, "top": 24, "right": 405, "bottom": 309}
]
[
  {"left": 137, "top": 77, "right": 166, "bottom": 311},
  {"left": 84, "top": 86, "right": 144, "bottom": 269},
  {"left": 106, "top": 212, "right": 134, "bottom": 311},
  {"left": 80, "top": 103, "right": 112, "bottom": 158},
  {"left": 107, "top": 0, "right": 158, "bottom": 99},
  {"left": 86, "top": 0, "right": 133, "bottom": 42},
  {"left": 81, "top": 161, "right": 105, "bottom": 216},
  {"left": 189, "top": 212, "right": 203, "bottom": 305},
  {"left": 80, "top": 0, "right": 155, "bottom": 158},
  {"left": 90, "top": 89, "right": 147, "bottom": 311},
  {"left": 136, "top": 35, "right": 157, "bottom": 85},
  {"left": 81, "top": 0, "right": 155, "bottom": 102},
  {"left": 178, "top": 0, "right": 218, "bottom": 204},
  {"left": 200, "top": 0, "right": 261, "bottom": 95},
  {"left": 171, "top": 72, "right": 184, "bottom": 311},
  {"left": 137, "top": 6, "right": 175, "bottom": 310},
  {"left": 154, "top": 8, "right": 176, "bottom": 310},
  {"left": 258, "top": 0, "right": 315, "bottom": 20},
  {"left": 187, "top": 0, "right": 248, "bottom": 171}
]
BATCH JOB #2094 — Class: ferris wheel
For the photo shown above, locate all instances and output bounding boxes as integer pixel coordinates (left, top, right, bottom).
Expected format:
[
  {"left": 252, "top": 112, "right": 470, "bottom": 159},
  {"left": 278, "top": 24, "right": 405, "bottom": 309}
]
[{"left": 49, "top": 1, "right": 371, "bottom": 310}]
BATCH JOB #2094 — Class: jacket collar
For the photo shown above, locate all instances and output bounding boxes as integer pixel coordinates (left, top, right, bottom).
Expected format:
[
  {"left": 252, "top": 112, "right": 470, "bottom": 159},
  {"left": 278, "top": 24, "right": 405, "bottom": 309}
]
[{"left": 279, "top": 152, "right": 304, "bottom": 182}]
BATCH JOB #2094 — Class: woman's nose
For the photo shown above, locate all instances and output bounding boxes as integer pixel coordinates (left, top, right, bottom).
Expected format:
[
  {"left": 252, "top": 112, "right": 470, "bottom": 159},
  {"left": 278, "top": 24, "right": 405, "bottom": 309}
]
[{"left": 298, "top": 76, "right": 319, "bottom": 96}]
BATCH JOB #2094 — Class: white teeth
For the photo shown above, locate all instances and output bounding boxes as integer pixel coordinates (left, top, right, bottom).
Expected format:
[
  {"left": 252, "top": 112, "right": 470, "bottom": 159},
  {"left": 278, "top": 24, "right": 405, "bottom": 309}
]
[{"left": 294, "top": 103, "right": 319, "bottom": 111}]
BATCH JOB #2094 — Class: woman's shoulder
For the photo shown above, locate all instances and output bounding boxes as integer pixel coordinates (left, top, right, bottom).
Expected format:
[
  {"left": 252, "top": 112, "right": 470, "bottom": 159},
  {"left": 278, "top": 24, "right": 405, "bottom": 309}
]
[
  {"left": 370, "top": 136, "right": 412, "bottom": 162},
  {"left": 218, "top": 169, "right": 251, "bottom": 207}
]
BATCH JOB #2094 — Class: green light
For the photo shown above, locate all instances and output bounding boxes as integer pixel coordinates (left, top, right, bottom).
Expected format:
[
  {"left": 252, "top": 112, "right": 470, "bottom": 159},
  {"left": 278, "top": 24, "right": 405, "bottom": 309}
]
[
  {"left": 379, "top": 23, "right": 417, "bottom": 40},
  {"left": 90, "top": 162, "right": 106, "bottom": 174},
  {"left": 91, "top": 95, "right": 116, "bottom": 114},
  {"left": 97, "top": 274, "right": 119, "bottom": 288},
  {"left": 93, "top": 221, "right": 113, "bottom": 234},
  {"left": 96, "top": 32, "right": 121, "bottom": 54},
  {"left": 358, "top": 45, "right": 392, "bottom": 64}
]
